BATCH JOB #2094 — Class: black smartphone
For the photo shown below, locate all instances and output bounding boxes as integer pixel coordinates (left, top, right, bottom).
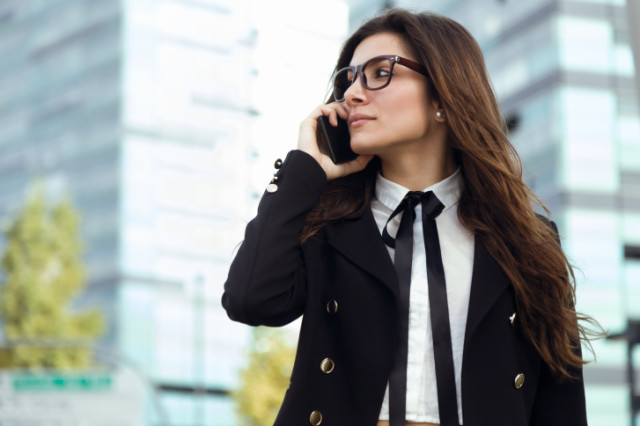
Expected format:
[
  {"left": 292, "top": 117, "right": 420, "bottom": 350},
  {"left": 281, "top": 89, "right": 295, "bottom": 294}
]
[{"left": 317, "top": 115, "right": 358, "bottom": 164}]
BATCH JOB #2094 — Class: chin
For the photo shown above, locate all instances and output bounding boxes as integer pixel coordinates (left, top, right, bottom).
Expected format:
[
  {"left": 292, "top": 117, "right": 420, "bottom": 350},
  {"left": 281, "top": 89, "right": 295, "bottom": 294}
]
[{"left": 349, "top": 136, "right": 381, "bottom": 155}]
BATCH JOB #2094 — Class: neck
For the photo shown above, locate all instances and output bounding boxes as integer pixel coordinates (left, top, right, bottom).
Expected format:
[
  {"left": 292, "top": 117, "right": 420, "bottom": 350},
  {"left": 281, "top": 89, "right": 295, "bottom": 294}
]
[{"left": 379, "top": 141, "right": 457, "bottom": 191}]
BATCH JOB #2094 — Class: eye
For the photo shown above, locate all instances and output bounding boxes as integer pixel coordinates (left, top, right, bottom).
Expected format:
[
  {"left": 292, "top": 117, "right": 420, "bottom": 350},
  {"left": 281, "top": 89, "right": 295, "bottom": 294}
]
[
  {"left": 363, "top": 57, "right": 393, "bottom": 84},
  {"left": 374, "top": 67, "right": 391, "bottom": 79}
]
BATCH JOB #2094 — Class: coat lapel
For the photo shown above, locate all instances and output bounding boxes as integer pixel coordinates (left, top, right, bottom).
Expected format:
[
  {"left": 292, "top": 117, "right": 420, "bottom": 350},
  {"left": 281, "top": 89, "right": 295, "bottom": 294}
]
[
  {"left": 326, "top": 211, "right": 512, "bottom": 336},
  {"left": 464, "top": 235, "right": 511, "bottom": 340},
  {"left": 325, "top": 207, "right": 399, "bottom": 297}
]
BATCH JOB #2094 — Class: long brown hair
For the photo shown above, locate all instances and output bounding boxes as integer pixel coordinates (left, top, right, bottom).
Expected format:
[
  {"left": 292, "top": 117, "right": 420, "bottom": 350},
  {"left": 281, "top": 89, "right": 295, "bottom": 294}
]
[{"left": 302, "top": 9, "right": 601, "bottom": 378}]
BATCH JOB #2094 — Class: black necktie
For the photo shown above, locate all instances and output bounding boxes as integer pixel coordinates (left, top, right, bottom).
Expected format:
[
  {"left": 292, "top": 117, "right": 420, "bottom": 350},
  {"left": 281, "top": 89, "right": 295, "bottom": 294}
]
[{"left": 382, "top": 191, "right": 459, "bottom": 426}]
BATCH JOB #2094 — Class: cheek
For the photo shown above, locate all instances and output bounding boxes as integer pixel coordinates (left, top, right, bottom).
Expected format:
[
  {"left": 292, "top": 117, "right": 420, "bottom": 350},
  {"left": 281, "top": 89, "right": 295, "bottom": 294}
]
[
  {"left": 386, "top": 81, "right": 430, "bottom": 114},
  {"left": 389, "top": 93, "right": 431, "bottom": 133}
]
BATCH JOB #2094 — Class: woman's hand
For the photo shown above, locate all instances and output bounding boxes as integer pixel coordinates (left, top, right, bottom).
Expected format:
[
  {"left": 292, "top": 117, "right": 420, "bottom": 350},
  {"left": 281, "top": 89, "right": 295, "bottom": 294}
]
[{"left": 297, "top": 103, "right": 374, "bottom": 181}]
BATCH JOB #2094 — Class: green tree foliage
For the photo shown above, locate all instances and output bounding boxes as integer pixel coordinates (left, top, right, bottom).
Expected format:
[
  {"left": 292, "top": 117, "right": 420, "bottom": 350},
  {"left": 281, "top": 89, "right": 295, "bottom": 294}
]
[
  {"left": 234, "top": 327, "right": 296, "bottom": 426},
  {"left": 0, "top": 190, "right": 104, "bottom": 369}
]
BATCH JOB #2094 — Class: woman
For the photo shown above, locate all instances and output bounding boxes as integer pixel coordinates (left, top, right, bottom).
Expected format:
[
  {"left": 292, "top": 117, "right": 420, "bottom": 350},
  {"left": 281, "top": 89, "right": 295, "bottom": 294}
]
[{"left": 223, "top": 9, "right": 597, "bottom": 426}]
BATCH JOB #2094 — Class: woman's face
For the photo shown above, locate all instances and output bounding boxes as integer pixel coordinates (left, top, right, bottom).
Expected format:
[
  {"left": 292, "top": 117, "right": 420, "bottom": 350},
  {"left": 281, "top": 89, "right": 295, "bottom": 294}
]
[{"left": 343, "top": 32, "right": 439, "bottom": 157}]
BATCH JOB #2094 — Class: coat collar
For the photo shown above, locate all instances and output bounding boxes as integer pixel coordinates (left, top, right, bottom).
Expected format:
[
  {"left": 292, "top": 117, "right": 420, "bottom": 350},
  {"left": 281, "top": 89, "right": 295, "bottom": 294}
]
[{"left": 325, "top": 207, "right": 399, "bottom": 297}]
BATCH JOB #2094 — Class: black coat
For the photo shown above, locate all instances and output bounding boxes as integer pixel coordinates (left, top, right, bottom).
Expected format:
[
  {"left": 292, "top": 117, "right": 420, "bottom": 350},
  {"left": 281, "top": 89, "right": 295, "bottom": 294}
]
[{"left": 222, "top": 150, "right": 587, "bottom": 426}]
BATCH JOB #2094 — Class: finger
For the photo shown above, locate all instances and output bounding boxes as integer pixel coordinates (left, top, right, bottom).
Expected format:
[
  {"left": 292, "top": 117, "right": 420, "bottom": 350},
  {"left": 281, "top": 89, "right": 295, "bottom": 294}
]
[
  {"left": 346, "top": 154, "right": 374, "bottom": 172},
  {"left": 332, "top": 103, "right": 351, "bottom": 125},
  {"left": 326, "top": 108, "right": 339, "bottom": 127},
  {"left": 313, "top": 103, "right": 344, "bottom": 127},
  {"left": 335, "top": 102, "right": 349, "bottom": 121}
]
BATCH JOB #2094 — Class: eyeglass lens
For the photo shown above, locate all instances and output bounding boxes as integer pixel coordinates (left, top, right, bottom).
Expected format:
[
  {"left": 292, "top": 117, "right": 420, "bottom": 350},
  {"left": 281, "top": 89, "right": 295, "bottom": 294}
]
[{"left": 333, "top": 57, "right": 393, "bottom": 101}]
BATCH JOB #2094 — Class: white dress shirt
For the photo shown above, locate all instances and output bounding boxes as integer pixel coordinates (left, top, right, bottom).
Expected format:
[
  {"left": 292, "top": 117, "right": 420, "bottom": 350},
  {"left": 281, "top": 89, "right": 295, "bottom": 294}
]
[{"left": 372, "top": 169, "right": 474, "bottom": 424}]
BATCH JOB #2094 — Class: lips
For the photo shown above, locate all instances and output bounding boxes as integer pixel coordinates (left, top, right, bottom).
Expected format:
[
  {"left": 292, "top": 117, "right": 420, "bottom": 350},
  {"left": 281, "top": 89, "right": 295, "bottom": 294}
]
[{"left": 348, "top": 113, "right": 375, "bottom": 128}]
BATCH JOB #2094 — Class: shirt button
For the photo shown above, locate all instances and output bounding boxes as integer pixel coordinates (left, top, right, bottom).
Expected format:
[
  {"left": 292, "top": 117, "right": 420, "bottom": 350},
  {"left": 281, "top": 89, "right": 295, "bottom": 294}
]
[{"left": 326, "top": 300, "right": 338, "bottom": 314}]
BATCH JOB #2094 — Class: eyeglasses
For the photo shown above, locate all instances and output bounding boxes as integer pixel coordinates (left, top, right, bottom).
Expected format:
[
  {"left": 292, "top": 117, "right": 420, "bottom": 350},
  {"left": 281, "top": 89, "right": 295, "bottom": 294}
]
[{"left": 331, "top": 55, "right": 429, "bottom": 102}]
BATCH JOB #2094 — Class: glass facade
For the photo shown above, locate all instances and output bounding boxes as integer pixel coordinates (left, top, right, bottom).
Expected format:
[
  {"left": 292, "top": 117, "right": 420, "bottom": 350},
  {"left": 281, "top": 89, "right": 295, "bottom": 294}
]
[{"left": 0, "top": 0, "right": 122, "bottom": 284}]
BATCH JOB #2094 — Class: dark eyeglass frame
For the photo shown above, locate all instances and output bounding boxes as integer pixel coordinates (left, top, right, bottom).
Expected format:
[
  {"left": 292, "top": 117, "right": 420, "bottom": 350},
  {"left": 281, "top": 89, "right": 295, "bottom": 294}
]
[{"left": 332, "top": 55, "right": 429, "bottom": 102}]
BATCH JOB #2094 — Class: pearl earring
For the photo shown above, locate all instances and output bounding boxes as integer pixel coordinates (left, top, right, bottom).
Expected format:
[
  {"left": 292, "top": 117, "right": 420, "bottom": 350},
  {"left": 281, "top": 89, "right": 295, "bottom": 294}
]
[{"left": 436, "top": 110, "right": 443, "bottom": 119}]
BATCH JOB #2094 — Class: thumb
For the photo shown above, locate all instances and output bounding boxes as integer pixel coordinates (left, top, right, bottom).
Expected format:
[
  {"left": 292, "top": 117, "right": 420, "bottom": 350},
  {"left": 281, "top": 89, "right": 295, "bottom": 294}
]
[{"left": 326, "top": 154, "right": 375, "bottom": 180}]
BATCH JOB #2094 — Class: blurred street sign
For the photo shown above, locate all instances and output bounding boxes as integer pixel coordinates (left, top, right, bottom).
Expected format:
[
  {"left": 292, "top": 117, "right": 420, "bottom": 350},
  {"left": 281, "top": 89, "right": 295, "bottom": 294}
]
[
  {"left": 12, "top": 373, "right": 112, "bottom": 391},
  {"left": 0, "top": 370, "right": 145, "bottom": 426}
]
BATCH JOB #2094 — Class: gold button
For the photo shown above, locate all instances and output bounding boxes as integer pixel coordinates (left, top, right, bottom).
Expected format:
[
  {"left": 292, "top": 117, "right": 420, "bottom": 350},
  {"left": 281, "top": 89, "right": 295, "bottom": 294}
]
[
  {"left": 514, "top": 373, "right": 525, "bottom": 389},
  {"left": 326, "top": 300, "right": 338, "bottom": 314},
  {"left": 309, "top": 410, "right": 323, "bottom": 425},
  {"left": 274, "top": 158, "right": 283, "bottom": 169},
  {"left": 320, "top": 358, "right": 335, "bottom": 374},
  {"left": 266, "top": 183, "right": 278, "bottom": 193},
  {"left": 509, "top": 312, "right": 517, "bottom": 327}
]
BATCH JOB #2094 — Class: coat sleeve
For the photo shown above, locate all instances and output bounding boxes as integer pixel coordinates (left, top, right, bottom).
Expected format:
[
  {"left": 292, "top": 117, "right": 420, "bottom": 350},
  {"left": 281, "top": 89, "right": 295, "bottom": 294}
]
[{"left": 221, "top": 150, "right": 327, "bottom": 327}]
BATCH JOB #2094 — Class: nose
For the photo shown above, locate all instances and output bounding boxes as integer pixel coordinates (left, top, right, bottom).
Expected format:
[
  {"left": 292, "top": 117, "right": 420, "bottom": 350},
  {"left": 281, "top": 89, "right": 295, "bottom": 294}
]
[{"left": 344, "top": 72, "right": 367, "bottom": 105}]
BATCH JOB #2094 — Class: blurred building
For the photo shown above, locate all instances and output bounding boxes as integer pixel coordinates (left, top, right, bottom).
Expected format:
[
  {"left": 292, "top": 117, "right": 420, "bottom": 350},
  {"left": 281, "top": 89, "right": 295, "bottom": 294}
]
[
  {"left": 4, "top": 0, "right": 637, "bottom": 424},
  {"left": 0, "top": 0, "right": 346, "bottom": 424},
  {"left": 347, "top": 0, "right": 640, "bottom": 424}
]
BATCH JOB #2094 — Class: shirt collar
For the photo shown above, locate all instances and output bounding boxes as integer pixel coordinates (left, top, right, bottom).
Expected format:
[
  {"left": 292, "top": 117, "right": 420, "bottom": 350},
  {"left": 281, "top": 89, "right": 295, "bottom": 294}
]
[{"left": 374, "top": 168, "right": 463, "bottom": 213}]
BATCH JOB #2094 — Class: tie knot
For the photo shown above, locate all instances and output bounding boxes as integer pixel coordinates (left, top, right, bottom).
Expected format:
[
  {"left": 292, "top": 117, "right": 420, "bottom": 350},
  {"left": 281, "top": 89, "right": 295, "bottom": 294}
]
[
  {"left": 382, "top": 191, "right": 445, "bottom": 248},
  {"left": 403, "top": 191, "right": 444, "bottom": 219}
]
